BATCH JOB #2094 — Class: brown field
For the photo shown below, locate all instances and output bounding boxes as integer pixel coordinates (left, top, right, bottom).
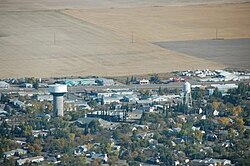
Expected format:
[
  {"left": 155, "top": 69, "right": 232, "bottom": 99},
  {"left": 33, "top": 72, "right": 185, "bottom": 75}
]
[
  {"left": 64, "top": 3, "right": 250, "bottom": 42},
  {"left": 0, "top": 1, "right": 250, "bottom": 78}
]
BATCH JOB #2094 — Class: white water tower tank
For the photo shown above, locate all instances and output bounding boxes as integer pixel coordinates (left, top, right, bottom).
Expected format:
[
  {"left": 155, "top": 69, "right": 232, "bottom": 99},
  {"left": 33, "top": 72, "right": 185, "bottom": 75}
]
[
  {"left": 49, "top": 84, "right": 67, "bottom": 117},
  {"left": 183, "top": 82, "right": 191, "bottom": 93}
]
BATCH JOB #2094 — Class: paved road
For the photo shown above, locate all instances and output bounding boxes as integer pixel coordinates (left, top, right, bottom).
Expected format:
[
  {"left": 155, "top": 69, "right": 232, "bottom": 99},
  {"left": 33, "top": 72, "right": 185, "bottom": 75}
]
[
  {"left": 68, "top": 82, "right": 184, "bottom": 93},
  {"left": 0, "top": 82, "right": 184, "bottom": 94},
  {"left": 1, "top": 80, "right": 247, "bottom": 94}
]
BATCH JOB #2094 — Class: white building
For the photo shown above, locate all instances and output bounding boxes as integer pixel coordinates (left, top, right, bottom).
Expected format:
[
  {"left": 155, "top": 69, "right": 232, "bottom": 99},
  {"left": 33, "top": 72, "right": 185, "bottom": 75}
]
[
  {"left": 139, "top": 79, "right": 149, "bottom": 85},
  {"left": 4, "top": 149, "right": 27, "bottom": 158},
  {"left": 17, "top": 156, "right": 44, "bottom": 165},
  {"left": 21, "top": 83, "right": 33, "bottom": 88},
  {"left": 209, "top": 84, "right": 238, "bottom": 94},
  {"left": 123, "top": 95, "right": 139, "bottom": 102},
  {"left": 0, "top": 81, "right": 10, "bottom": 89},
  {"left": 152, "top": 95, "right": 168, "bottom": 102},
  {"left": 37, "top": 95, "right": 53, "bottom": 102},
  {"left": 102, "top": 96, "right": 121, "bottom": 104}
]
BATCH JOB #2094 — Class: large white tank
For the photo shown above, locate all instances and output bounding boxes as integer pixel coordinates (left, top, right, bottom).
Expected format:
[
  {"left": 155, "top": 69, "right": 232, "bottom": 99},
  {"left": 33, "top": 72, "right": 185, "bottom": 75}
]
[
  {"left": 183, "top": 82, "right": 191, "bottom": 93},
  {"left": 49, "top": 84, "right": 67, "bottom": 93},
  {"left": 48, "top": 84, "right": 67, "bottom": 117}
]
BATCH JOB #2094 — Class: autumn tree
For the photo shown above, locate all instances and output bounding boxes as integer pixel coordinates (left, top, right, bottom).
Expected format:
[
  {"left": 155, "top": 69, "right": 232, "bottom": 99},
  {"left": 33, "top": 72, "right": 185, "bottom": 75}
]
[
  {"left": 194, "top": 130, "right": 204, "bottom": 143},
  {"left": 218, "top": 117, "right": 230, "bottom": 127},
  {"left": 233, "top": 105, "right": 243, "bottom": 116}
]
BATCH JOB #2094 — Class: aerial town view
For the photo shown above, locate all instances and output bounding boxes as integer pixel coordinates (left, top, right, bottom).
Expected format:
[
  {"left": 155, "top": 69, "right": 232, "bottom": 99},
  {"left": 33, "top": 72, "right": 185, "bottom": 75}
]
[{"left": 0, "top": 0, "right": 250, "bottom": 165}]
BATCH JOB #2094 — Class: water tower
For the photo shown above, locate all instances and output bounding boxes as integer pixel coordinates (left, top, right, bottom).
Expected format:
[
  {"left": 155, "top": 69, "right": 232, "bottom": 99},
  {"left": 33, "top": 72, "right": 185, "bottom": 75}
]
[
  {"left": 183, "top": 81, "right": 192, "bottom": 108},
  {"left": 49, "top": 84, "right": 67, "bottom": 117}
]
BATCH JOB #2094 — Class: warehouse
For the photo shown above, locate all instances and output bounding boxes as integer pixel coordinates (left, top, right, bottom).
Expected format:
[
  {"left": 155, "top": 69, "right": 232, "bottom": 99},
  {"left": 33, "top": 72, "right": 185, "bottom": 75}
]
[{"left": 0, "top": 81, "right": 10, "bottom": 89}]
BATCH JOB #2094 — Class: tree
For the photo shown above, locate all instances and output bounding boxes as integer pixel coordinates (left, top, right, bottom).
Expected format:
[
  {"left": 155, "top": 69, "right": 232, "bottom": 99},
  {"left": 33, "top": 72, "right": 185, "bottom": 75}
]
[
  {"left": 51, "top": 117, "right": 67, "bottom": 128},
  {"left": 194, "top": 130, "right": 203, "bottom": 143},
  {"left": 74, "top": 155, "right": 87, "bottom": 165},
  {"left": 3, "top": 157, "right": 16, "bottom": 166},
  {"left": 180, "top": 122, "right": 193, "bottom": 137},
  {"left": 217, "top": 102, "right": 226, "bottom": 113},
  {"left": 213, "top": 87, "right": 222, "bottom": 98},
  {"left": 228, "top": 127, "right": 235, "bottom": 140},
  {"left": 0, "top": 94, "right": 9, "bottom": 104},
  {"left": 192, "top": 88, "right": 204, "bottom": 100},
  {"left": 237, "top": 82, "right": 248, "bottom": 96},
  {"left": 234, "top": 117, "right": 244, "bottom": 136},
  {"left": 150, "top": 74, "right": 160, "bottom": 84},
  {"left": 108, "top": 155, "right": 119, "bottom": 165},
  {"left": 28, "top": 143, "right": 42, "bottom": 155},
  {"left": 158, "top": 86, "right": 164, "bottom": 95},
  {"left": 88, "top": 100, "right": 97, "bottom": 108},
  {"left": 92, "top": 158, "right": 101, "bottom": 166},
  {"left": 218, "top": 117, "right": 230, "bottom": 127},
  {"left": 69, "top": 133, "right": 75, "bottom": 143},
  {"left": 130, "top": 76, "right": 134, "bottom": 83},
  {"left": 142, "top": 89, "right": 151, "bottom": 99},
  {"left": 60, "top": 154, "right": 71, "bottom": 166},
  {"left": 33, "top": 79, "right": 39, "bottom": 89},
  {"left": 3, "top": 105, "right": 11, "bottom": 112},
  {"left": 102, "top": 143, "right": 111, "bottom": 155},
  {"left": 135, "top": 152, "right": 147, "bottom": 162},
  {"left": 84, "top": 124, "right": 89, "bottom": 135},
  {"left": 89, "top": 120, "right": 101, "bottom": 134},
  {"left": 225, "top": 103, "right": 234, "bottom": 116},
  {"left": 24, "top": 125, "right": 32, "bottom": 137},
  {"left": 0, "top": 121, "right": 10, "bottom": 137},
  {"left": 233, "top": 105, "right": 243, "bottom": 116},
  {"left": 212, "top": 101, "right": 219, "bottom": 110},
  {"left": 126, "top": 77, "right": 129, "bottom": 85}
]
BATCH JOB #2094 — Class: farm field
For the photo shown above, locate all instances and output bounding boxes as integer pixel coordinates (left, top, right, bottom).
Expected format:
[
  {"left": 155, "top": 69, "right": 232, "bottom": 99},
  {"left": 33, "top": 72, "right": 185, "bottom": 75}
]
[
  {"left": 155, "top": 38, "right": 250, "bottom": 69},
  {"left": 64, "top": 3, "right": 250, "bottom": 42},
  {"left": 0, "top": 0, "right": 250, "bottom": 78}
]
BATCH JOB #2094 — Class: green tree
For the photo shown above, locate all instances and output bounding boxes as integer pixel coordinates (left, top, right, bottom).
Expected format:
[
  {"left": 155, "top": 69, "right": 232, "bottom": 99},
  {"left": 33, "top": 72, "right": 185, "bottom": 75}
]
[
  {"left": 194, "top": 130, "right": 203, "bottom": 143},
  {"left": 3, "top": 157, "right": 16, "bottom": 166},
  {"left": 158, "top": 86, "right": 164, "bottom": 95},
  {"left": 74, "top": 155, "right": 87, "bottom": 165},
  {"left": 60, "top": 154, "right": 71, "bottom": 166},
  {"left": 213, "top": 87, "right": 222, "bottom": 98},
  {"left": 33, "top": 79, "right": 39, "bottom": 89},
  {"left": 150, "top": 74, "right": 160, "bottom": 84},
  {"left": 192, "top": 87, "right": 203, "bottom": 100},
  {"left": 237, "top": 82, "right": 248, "bottom": 96},
  {"left": 126, "top": 77, "right": 129, "bottom": 85},
  {"left": 89, "top": 120, "right": 101, "bottom": 134},
  {"left": 102, "top": 143, "right": 111, "bottom": 155},
  {"left": 23, "top": 125, "right": 32, "bottom": 137}
]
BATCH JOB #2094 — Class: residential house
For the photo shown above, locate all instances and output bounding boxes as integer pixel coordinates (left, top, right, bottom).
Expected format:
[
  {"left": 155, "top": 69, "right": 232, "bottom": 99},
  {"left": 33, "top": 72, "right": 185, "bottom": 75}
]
[
  {"left": 4, "top": 148, "right": 27, "bottom": 158},
  {"left": 17, "top": 156, "right": 44, "bottom": 165}
]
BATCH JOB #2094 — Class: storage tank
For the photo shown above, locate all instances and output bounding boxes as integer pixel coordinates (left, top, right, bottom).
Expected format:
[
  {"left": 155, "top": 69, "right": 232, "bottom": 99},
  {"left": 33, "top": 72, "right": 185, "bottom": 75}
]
[
  {"left": 183, "top": 82, "right": 191, "bottom": 94},
  {"left": 49, "top": 84, "right": 67, "bottom": 117}
]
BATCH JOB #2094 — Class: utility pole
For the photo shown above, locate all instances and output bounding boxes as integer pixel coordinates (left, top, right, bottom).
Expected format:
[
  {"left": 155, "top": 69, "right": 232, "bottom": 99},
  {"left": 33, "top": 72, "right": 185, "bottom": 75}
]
[{"left": 215, "top": 27, "right": 217, "bottom": 40}]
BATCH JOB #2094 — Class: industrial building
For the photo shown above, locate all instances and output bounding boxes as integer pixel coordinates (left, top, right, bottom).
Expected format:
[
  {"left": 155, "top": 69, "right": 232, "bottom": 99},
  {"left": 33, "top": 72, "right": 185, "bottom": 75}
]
[
  {"left": 62, "top": 78, "right": 97, "bottom": 86},
  {"left": 0, "top": 81, "right": 10, "bottom": 89},
  {"left": 207, "top": 84, "right": 238, "bottom": 95},
  {"left": 95, "top": 78, "right": 115, "bottom": 86}
]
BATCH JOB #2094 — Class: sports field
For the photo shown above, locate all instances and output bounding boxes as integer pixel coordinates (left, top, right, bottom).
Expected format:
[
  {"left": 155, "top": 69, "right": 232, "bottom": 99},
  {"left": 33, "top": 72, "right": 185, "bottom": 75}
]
[{"left": 0, "top": 0, "right": 249, "bottom": 78}]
